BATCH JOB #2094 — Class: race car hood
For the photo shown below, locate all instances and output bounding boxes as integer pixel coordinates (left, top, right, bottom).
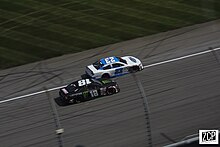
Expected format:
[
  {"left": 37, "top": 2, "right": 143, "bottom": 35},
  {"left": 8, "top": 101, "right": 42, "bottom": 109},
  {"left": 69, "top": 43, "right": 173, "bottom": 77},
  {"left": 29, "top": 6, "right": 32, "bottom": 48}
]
[{"left": 121, "top": 56, "right": 142, "bottom": 66}]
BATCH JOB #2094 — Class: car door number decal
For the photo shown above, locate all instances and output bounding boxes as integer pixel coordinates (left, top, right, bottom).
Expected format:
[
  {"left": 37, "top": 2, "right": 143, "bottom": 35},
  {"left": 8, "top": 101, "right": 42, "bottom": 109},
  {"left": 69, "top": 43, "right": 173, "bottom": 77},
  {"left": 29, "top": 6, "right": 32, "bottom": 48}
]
[
  {"left": 90, "top": 90, "right": 99, "bottom": 97},
  {"left": 78, "top": 79, "right": 91, "bottom": 86},
  {"left": 115, "top": 68, "right": 123, "bottom": 74}
]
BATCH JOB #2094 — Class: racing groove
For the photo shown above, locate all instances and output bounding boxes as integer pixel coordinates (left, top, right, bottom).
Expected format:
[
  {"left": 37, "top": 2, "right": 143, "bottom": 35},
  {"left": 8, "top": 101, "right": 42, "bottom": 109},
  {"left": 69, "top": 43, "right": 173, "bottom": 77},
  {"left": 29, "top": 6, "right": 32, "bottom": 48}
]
[{"left": 0, "top": 20, "right": 220, "bottom": 146}]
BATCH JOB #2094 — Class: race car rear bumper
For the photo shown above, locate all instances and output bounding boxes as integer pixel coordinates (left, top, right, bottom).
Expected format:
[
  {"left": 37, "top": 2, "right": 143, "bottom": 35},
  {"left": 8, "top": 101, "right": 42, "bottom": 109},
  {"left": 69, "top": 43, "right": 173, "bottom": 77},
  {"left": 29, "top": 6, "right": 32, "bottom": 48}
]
[{"left": 86, "top": 66, "right": 94, "bottom": 75}]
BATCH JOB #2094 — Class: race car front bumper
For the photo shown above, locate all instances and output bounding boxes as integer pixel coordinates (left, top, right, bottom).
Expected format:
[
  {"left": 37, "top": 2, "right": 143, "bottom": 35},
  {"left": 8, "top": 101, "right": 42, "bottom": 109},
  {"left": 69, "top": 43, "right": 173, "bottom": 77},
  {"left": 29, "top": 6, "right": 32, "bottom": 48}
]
[{"left": 139, "top": 63, "right": 144, "bottom": 70}]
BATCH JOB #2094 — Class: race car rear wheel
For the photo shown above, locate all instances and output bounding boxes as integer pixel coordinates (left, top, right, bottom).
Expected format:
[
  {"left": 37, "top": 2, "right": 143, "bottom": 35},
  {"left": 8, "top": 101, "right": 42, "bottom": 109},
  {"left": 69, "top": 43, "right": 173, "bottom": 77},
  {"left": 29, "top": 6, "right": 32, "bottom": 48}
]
[
  {"left": 107, "top": 87, "right": 117, "bottom": 95},
  {"left": 101, "top": 73, "right": 110, "bottom": 79}
]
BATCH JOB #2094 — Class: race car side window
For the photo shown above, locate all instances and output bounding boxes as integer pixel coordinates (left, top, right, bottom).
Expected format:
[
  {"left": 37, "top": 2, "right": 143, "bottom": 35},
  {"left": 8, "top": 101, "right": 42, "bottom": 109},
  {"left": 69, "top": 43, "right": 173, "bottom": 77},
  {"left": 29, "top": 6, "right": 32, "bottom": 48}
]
[
  {"left": 77, "top": 86, "right": 85, "bottom": 92},
  {"left": 88, "top": 84, "right": 100, "bottom": 90},
  {"left": 103, "top": 65, "right": 111, "bottom": 70},
  {"left": 112, "top": 63, "right": 123, "bottom": 68}
]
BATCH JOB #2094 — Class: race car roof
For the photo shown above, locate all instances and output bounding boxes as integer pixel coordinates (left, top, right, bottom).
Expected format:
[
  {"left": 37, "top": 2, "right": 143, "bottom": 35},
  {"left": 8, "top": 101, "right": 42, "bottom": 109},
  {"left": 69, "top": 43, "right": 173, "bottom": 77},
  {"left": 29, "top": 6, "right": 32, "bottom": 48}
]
[{"left": 100, "top": 56, "right": 119, "bottom": 65}]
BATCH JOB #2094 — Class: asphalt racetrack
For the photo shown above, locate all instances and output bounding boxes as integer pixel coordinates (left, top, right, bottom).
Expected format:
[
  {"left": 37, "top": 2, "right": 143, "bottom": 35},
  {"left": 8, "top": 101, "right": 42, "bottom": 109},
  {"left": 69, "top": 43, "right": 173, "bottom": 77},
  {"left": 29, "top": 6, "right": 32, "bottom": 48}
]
[{"left": 1, "top": 20, "right": 220, "bottom": 147}]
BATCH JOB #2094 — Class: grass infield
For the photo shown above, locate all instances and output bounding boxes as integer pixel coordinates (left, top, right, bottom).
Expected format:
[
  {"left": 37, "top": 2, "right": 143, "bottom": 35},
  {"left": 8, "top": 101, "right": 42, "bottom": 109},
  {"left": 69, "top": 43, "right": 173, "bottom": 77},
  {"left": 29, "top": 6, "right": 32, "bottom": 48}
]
[{"left": 1, "top": 0, "right": 220, "bottom": 69}]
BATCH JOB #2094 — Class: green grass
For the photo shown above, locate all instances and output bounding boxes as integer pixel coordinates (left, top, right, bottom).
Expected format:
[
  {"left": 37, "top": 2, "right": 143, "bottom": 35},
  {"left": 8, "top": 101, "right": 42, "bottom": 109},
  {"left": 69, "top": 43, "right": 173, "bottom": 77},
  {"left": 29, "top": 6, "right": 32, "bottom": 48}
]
[{"left": 1, "top": 0, "right": 220, "bottom": 69}]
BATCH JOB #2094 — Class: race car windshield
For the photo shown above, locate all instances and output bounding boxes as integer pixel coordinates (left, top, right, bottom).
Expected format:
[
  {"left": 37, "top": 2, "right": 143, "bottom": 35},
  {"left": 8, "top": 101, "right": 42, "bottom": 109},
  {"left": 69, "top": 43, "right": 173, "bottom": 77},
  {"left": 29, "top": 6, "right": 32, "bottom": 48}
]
[
  {"left": 91, "top": 79, "right": 102, "bottom": 85},
  {"left": 117, "top": 57, "right": 127, "bottom": 64},
  {"left": 93, "top": 61, "right": 104, "bottom": 69}
]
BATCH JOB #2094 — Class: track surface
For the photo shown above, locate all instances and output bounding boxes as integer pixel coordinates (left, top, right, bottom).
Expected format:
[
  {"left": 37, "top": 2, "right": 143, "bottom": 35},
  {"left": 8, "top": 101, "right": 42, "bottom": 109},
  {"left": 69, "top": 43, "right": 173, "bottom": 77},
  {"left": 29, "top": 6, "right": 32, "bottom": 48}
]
[{"left": 1, "top": 20, "right": 220, "bottom": 147}]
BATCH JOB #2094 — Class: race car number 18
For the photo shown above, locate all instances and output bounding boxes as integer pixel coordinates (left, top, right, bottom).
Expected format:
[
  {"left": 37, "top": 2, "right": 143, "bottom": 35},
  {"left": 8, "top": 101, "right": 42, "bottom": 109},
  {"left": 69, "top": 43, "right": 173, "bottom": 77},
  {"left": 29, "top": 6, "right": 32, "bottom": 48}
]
[
  {"left": 90, "top": 90, "right": 98, "bottom": 97},
  {"left": 78, "top": 79, "right": 91, "bottom": 86}
]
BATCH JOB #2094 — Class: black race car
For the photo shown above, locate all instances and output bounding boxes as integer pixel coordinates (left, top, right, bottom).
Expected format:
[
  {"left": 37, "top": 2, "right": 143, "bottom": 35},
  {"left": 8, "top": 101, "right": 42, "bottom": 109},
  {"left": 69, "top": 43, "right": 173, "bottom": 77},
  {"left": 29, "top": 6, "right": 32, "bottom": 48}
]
[{"left": 59, "top": 78, "right": 120, "bottom": 104}]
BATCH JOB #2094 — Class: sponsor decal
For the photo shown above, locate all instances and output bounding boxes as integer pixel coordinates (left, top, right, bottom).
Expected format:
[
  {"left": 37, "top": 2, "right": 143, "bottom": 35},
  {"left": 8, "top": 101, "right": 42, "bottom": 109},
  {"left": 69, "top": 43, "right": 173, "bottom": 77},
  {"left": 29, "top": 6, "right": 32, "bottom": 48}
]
[
  {"left": 101, "top": 80, "right": 111, "bottom": 84},
  {"left": 83, "top": 91, "right": 89, "bottom": 98},
  {"left": 199, "top": 130, "right": 219, "bottom": 144}
]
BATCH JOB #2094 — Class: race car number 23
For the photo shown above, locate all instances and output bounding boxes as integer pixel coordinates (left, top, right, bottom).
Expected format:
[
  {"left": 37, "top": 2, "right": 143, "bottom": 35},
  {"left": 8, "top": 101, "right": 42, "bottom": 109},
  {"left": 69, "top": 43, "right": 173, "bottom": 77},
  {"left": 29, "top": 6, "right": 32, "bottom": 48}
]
[{"left": 105, "top": 57, "right": 115, "bottom": 64}]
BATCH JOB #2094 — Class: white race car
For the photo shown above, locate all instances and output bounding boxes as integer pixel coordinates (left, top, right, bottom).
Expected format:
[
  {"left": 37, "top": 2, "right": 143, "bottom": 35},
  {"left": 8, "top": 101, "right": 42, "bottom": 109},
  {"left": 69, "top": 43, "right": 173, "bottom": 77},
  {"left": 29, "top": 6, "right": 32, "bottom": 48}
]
[{"left": 85, "top": 56, "right": 143, "bottom": 79}]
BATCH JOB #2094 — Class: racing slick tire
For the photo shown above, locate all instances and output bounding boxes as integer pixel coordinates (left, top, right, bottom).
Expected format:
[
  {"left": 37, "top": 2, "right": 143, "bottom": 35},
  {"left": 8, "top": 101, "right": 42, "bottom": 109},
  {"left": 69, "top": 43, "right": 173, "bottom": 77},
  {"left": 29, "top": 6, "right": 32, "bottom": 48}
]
[
  {"left": 101, "top": 73, "right": 110, "bottom": 79},
  {"left": 107, "top": 86, "right": 117, "bottom": 95}
]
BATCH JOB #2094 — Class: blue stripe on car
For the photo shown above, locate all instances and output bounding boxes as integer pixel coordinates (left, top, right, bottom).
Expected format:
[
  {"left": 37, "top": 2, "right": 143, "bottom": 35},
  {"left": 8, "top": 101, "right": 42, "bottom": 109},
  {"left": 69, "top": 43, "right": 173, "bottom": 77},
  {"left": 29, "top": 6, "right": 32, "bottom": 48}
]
[
  {"left": 100, "top": 59, "right": 106, "bottom": 65},
  {"left": 96, "top": 73, "right": 129, "bottom": 79},
  {"left": 112, "top": 57, "right": 119, "bottom": 62}
]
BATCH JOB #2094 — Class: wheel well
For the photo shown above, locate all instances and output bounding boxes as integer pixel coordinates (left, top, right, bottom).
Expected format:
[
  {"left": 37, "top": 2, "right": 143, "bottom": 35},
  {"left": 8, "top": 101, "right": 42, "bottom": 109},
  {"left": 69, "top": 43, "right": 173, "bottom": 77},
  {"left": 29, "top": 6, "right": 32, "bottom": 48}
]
[
  {"left": 107, "top": 86, "right": 116, "bottom": 95},
  {"left": 129, "top": 66, "right": 139, "bottom": 72},
  {"left": 101, "top": 73, "right": 110, "bottom": 79}
]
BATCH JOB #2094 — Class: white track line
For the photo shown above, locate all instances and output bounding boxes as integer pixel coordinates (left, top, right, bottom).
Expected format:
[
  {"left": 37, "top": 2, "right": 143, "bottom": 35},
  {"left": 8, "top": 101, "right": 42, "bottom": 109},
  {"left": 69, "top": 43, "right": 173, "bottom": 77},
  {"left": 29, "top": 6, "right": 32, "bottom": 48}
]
[
  {"left": 0, "top": 85, "right": 66, "bottom": 104},
  {"left": 144, "top": 47, "right": 220, "bottom": 68},
  {"left": 0, "top": 47, "right": 220, "bottom": 104}
]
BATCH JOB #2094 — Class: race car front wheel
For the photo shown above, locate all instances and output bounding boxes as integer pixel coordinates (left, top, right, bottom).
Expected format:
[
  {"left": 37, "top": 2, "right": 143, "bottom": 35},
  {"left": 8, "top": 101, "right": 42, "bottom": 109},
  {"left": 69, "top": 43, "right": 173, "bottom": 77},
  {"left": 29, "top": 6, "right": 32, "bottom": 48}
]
[{"left": 107, "top": 87, "right": 117, "bottom": 95}]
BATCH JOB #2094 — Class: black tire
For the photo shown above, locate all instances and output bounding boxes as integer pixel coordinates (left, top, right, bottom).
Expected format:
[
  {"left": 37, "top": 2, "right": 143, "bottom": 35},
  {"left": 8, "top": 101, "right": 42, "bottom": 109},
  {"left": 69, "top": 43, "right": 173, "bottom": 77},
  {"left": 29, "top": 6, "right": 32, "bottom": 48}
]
[
  {"left": 107, "top": 87, "right": 116, "bottom": 95},
  {"left": 101, "top": 73, "right": 110, "bottom": 79}
]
